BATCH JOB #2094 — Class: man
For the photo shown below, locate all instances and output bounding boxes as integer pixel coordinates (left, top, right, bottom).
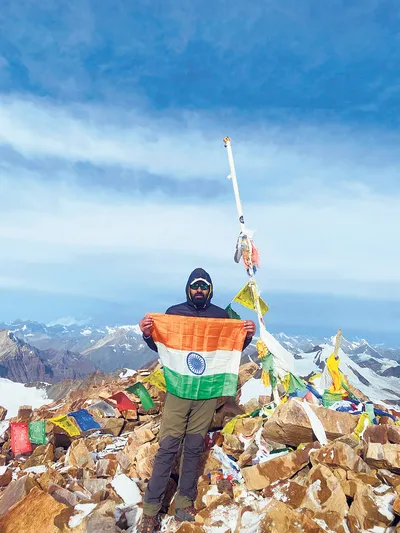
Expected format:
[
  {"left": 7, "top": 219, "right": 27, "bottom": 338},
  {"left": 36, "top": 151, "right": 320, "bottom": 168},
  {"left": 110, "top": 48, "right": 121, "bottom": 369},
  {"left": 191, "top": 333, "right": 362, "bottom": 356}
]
[{"left": 138, "top": 268, "right": 256, "bottom": 532}]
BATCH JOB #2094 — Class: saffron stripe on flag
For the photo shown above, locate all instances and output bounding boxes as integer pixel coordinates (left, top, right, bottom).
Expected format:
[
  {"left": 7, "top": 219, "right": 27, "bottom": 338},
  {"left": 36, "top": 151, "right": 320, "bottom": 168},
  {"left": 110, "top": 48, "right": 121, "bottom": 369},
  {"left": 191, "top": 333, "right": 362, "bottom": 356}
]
[{"left": 149, "top": 313, "right": 247, "bottom": 352}]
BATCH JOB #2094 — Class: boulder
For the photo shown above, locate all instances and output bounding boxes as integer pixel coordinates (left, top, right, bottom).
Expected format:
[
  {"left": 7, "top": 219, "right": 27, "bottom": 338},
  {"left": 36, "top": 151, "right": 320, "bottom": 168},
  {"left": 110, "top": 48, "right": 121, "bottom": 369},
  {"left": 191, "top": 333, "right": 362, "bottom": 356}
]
[
  {"left": 0, "top": 406, "right": 7, "bottom": 421},
  {"left": 348, "top": 483, "right": 396, "bottom": 532},
  {"left": 0, "top": 486, "right": 68, "bottom": 533},
  {"left": 388, "top": 426, "right": 400, "bottom": 444},
  {"left": 0, "top": 474, "right": 38, "bottom": 516},
  {"left": 363, "top": 425, "right": 388, "bottom": 444},
  {"left": 365, "top": 443, "right": 400, "bottom": 473},
  {"left": 263, "top": 479, "right": 307, "bottom": 508},
  {"left": 262, "top": 399, "right": 359, "bottom": 446},
  {"left": 37, "top": 467, "right": 66, "bottom": 491},
  {"left": 260, "top": 499, "right": 325, "bottom": 533},
  {"left": 0, "top": 466, "right": 12, "bottom": 487},
  {"left": 66, "top": 439, "right": 95, "bottom": 470},
  {"left": 48, "top": 484, "right": 79, "bottom": 506},
  {"left": 20, "top": 443, "right": 54, "bottom": 470},
  {"left": 242, "top": 443, "right": 320, "bottom": 491},
  {"left": 310, "top": 441, "right": 370, "bottom": 473}
]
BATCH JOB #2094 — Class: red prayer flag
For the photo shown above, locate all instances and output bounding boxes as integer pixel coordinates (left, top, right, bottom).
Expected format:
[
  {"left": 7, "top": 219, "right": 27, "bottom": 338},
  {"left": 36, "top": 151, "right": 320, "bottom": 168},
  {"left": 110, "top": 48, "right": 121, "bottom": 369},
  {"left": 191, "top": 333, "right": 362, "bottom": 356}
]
[
  {"left": 109, "top": 392, "right": 137, "bottom": 411},
  {"left": 11, "top": 421, "right": 32, "bottom": 455}
]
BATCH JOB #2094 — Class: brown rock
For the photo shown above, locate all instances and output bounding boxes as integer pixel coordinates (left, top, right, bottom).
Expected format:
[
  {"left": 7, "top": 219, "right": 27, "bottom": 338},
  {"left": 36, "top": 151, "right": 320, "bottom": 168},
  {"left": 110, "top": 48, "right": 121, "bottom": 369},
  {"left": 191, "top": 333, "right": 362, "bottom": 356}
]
[
  {"left": 262, "top": 399, "right": 359, "bottom": 446},
  {"left": 0, "top": 406, "right": 7, "bottom": 421},
  {"left": 242, "top": 443, "right": 319, "bottom": 491},
  {"left": 121, "top": 409, "right": 138, "bottom": 420},
  {"left": 176, "top": 524, "right": 205, "bottom": 533},
  {"left": 365, "top": 443, "right": 400, "bottom": 473},
  {"left": 17, "top": 405, "right": 33, "bottom": 422},
  {"left": 195, "top": 482, "right": 212, "bottom": 512},
  {"left": 348, "top": 483, "right": 396, "bottom": 531},
  {"left": 237, "top": 362, "right": 259, "bottom": 387},
  {"left": 234, "top": 417, "right": 263, "bottom": 438},
  {"left": 21, "top": 443, "right": 54, "bottom": 470},
  {"left": 48, "top": 484, "right": 79, "bottom": 506},
  {"left": 263, "top": 479, "right": 307, "bottom": 508},
  {"left": 199, "top": 449, "right": 222, "bottom": 476},
  {"left": 96, "top": 458, "right": 118, "bottom": 478},
  {"left": 99, "top": 417, "right": 125, "bottom": 436},
  {"left": 133, "top": 424, "right": 156, "bottom": 445},
  {"left": 393, "top": 496, "right": 400, "bottom": 515},
  {"left": 0, "top": 454, "right": 7, "bottom": 466},
  {"left": 37, "top": 467, "right": 66, "bottom": 491},
  {"left": 66, "top": 439, "right": 95, "bottom": 470},
  {"left": 346, "top": 471, "right": 381, "bottom": 486},
  {"left": 311, "top": 441, "right": 371, "bottom": 473},
  {"left": 302, "top": 464, "right": 348, "bottom": 531},
  {"left": 195, "top": 494, "right": 232, "bottom": 524},
  {"left": 83, "top": 477, "right": 109, "bottom": 496},
  {"left": 217, "top": 479, "right": 234, "bottom": 499},
  {"left": 237, "top": 442, "right": 259, "bottom": 468},
  {"left": 86, "top": 513, "right": 120, "bottom": 532},
  {"left": 0, "top": 466, "right": 12, "bottom": 487},
  {"left": 221, "top": 433, "right": 243, "bottom": 460},
  {"left": 388, "top": 426, "right": 400, "bottom": 444},
  {"left": 364, "top": 425, "right": 388, "bottom": 444},
  {"left": 260, "top": 500, "right": 325, "bottom": 533},
  {"left": 116, "top": 450, "right": 131, "bottom": 471},
  {"left": 377, "top": 469, "right": 400, "bottom": 488},
  {"left": 212, "top": 397, "right": 245, "bottom": 429},
  {"left": 0, "top": 486, "right": 67, "bottom": 533},
  {"left": 242, "top": 398, "right": 261, "bottom": 413},
  {"left": 0, "top": 474, "right": 38, "bottom": 516}
]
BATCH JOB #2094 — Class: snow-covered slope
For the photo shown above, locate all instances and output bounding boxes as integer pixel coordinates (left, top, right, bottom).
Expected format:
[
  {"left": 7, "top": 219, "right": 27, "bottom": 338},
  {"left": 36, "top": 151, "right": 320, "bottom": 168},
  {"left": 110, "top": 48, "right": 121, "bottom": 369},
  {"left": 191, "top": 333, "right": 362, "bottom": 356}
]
[
  {"left": 0, "top": 378, "right": 51, "bottom": 418},
  {"left": 295, "top": 343, "right": 400, "bottom": 407}
]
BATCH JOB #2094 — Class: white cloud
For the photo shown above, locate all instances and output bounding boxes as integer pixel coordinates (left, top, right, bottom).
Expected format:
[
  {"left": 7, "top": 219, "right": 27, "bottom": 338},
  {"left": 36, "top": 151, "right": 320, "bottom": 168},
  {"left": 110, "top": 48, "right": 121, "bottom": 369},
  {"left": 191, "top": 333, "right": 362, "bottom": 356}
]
[{"left": 0, "top": 94, "right": 399, "bottom": 305}]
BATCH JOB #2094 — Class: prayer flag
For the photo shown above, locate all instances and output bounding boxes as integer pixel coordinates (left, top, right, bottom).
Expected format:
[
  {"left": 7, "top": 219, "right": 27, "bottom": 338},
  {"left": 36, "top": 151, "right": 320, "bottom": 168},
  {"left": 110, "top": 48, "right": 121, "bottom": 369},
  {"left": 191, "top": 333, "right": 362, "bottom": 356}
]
[
  {"left": 49, "top": 415, "right": 81, "bottom": 437},
  {"left": 69, "top": 409, "right": 101, "bottom": 432},
  {"left": 11, "top": 422, "right": 32, "bottom": 455},
  {"left": 28, "top": 420, "right": 47, "bottom": 445}
]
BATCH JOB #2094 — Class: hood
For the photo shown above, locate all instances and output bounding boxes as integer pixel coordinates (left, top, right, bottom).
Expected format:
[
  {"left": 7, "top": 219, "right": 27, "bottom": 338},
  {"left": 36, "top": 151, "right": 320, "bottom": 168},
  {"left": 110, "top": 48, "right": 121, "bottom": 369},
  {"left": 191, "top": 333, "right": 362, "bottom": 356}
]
[{"left": 185, "top": 268, "right": 213, "bottom": 308}]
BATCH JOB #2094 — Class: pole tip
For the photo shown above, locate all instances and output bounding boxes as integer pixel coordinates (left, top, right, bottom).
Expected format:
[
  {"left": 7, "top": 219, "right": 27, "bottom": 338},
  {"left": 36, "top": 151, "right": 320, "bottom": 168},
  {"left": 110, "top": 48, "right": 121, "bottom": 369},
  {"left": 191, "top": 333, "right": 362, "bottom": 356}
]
[{"left": 223, "top": 136, "right": 231, "bottom": 146}]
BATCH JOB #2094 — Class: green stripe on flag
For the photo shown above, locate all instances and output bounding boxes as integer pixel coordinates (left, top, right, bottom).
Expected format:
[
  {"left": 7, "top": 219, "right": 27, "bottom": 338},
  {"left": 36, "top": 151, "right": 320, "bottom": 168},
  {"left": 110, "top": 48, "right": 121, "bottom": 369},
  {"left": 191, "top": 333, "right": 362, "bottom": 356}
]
[{"left": 163, "top": 367, "right": 238, "bottom": 400}]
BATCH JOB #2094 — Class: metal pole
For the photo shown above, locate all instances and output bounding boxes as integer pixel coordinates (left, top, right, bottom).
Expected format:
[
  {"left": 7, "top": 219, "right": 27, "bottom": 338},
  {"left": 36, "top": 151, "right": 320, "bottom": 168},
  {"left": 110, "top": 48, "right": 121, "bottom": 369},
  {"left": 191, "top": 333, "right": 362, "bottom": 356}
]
[{"left": 223, "top": 136, "right": 280, "bottom": 404}]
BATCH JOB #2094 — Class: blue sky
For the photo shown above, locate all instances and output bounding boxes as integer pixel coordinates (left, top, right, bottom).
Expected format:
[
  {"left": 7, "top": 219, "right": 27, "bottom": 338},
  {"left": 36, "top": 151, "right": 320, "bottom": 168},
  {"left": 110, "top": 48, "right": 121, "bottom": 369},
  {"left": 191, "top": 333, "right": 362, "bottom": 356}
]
[{"left": 0, "top": 0, "right": 399, "bottom": 343}]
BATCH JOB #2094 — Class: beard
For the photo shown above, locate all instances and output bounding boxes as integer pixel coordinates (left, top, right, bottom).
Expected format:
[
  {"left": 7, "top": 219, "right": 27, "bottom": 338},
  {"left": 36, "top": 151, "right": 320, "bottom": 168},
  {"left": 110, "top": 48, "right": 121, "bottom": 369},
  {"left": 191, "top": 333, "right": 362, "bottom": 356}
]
[{"left": 193, "top": 294, "right": 207, "bottom": 307}]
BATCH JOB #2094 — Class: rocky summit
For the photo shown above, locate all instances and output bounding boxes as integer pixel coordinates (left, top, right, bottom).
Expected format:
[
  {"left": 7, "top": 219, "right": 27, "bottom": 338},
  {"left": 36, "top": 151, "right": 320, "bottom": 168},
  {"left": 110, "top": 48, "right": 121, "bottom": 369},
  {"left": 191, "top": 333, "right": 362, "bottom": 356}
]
[{"left": 0, "top": 362, "right": 399, "bottom": 533}]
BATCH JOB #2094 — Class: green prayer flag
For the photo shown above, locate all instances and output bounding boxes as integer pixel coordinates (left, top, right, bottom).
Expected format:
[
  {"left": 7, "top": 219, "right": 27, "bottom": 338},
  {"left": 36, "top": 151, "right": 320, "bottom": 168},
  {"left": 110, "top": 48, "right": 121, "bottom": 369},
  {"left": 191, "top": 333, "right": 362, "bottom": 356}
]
[
  {"left": 225, "top": 304, "right": 241, "bottom": 320},
  {"left": 28, "top": 420, "right": 47, "bottom": 445},
  {"left": 126, "top": 382, "right": 155, "bottom": 410},
  {"left": 288, "top": 373, "right": 307, "bottom": 394}
]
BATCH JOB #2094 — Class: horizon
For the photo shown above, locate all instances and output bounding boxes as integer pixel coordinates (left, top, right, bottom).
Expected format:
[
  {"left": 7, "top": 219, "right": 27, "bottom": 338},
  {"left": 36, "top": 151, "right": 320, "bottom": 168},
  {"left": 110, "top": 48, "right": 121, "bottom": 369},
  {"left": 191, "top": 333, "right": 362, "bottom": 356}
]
[{"left": 1, "top": 1, "right": 399, "bottom": 345}]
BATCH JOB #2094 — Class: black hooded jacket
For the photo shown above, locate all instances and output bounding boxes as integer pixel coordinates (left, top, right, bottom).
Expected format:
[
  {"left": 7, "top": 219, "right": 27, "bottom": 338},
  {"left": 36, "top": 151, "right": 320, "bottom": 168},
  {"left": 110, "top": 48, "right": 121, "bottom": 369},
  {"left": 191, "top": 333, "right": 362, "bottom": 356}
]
[{"left": 143, "top": 267, "right": 252, "bottom": 352}]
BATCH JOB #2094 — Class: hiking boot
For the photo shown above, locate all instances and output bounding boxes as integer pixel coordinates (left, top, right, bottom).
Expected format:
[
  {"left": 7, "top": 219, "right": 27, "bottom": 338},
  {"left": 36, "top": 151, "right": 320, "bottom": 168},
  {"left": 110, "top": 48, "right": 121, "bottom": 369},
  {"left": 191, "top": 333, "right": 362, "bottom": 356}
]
[
  {"left": 175, "top": 505, "right": 196, "bottom": 522},
  {"left": 137, "top": 514, "right": 160, "bottom": 533}
]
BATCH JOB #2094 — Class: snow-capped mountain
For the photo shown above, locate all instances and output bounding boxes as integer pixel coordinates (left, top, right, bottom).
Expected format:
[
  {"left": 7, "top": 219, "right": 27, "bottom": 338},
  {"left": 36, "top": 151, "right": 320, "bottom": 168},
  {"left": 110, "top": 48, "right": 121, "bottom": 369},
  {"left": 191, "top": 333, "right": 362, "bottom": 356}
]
[{"left": 294, "top": 343, "right": 400, "bottom": 407}]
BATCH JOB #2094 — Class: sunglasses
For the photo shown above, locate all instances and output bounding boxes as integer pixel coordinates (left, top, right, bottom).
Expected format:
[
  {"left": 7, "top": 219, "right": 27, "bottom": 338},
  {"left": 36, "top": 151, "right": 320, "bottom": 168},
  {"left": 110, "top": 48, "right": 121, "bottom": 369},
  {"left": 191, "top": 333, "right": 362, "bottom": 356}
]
[{"left": 190, "top": 282, "right": 209, "bottom": 290}]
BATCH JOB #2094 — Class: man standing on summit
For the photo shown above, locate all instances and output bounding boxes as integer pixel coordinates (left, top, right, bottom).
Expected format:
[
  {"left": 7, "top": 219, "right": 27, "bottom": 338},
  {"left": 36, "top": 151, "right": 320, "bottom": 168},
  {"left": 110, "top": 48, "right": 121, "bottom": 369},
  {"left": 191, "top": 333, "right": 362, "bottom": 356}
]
[{"left": 138, "top": 268, "right": 256, "bottom": 532}]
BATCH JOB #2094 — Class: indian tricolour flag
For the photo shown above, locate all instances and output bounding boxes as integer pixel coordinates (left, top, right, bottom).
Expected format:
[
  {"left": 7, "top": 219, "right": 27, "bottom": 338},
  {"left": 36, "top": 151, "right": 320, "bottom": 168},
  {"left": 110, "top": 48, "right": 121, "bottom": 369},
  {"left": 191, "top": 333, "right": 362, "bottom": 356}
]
[{"left": 150, "top": 313, "right": 247, "bottom": 400}]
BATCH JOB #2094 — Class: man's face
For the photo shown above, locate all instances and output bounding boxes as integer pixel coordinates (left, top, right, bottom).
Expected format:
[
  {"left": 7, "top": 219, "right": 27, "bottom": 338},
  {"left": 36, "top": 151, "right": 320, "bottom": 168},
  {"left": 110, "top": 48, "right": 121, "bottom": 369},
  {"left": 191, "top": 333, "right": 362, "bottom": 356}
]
[{"left": 189, "top": 280, "right": 210, "bottom": 304}]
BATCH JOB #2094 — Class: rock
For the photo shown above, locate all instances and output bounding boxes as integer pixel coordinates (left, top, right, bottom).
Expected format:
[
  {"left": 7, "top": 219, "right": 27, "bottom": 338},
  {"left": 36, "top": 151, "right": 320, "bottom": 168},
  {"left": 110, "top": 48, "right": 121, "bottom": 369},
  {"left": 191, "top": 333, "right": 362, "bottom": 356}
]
[
  {"left": 48, "top": 484, "right": 79, "bottom": 506},
  {"left": 310, "top": 441, "right": 371, "bottom": 473},
  {"left": 96, "top": 458, "right": 118, "bottom": 478},
  {"left": 377, "top": 469, "right": 400, "bottom": 488},
  {"left": 388, "top": 426, "right": 400, "bottom": 444},
  {"left": 262, "top": 399, "right": 359, "bottom": 446},
  {"left": 0, "top": 486, "right": 68, "bottom": 533},
  {"left": 132, "top": 424, "right": 156, "bottom": 445},
  {"left": 260, "top": 499, "right": 325, "bottom": 533},
  {"left": 20, "top": 443, "right": 54, "bottom": 470},
  {"left": 364, "top": 425, "right": 388, "bottom": 444},
  {"left": 195, "top": 482, "right": 212, "bottom": 511},
  {"left": 263, "top": 479, "right": 307, "bottom": 508},
  {"left": 301, "top": 464, "right": 348, "bottom": 532},
  {"left": 348, "top": 483, "right": 396, "bottom": 532},
  {"left": 122, "top": 409, "right": 138, "bottom": 421},
  {"left": 0, "top": 474, "right": 38, "bottom": 516},
  {"left": 0, "top": 454, "right": 7, "bottom": 466},
  {"left": 365, "top": 443, "right": 400, "bottom": 473},
  {"left": 17, "top": 405, "right": 33, "bottom": 422},
  {"left": 242, "top": 442, "right": 320, "bottom": 491},
  {"left": 237, "top": 362, "right": 259, "bottom": 387},
  {"left": 37, "top": 467, "right": 66, "bottom": 491},
  {"left": 393, "top": 496, "right": 400, "bottom": 515},
  {"left": 83, "top": 477, "right": 109, "bottom": 496},
  {"left": 221, "top": 433, "right": 243, "bottom": 460},
  {"left": 99, "top": 417, "right": 125, "bottom": 436},
  {"left": 86, "top": 512, "right": 121, "bottom": 532},
  {"left": 0, "top": 406, "right": 7, "bottom": 421},
  {"left": 195, "top": 494, "right": 232, "bottom": 524},
  {"left": 217, "top": 479, "right": 234, "bottom": 499},
  {"left": 0, "top": 466, "right": 12, "bottom": 487},
  {"left": 66, "top": 439, "right": 95, "bottom": 470},
  {"left": 234, "top": 417, "right": 263, "bottom": 438},
  {"left": 212, "top": 397, "right": 244, "bottom": 429},
  {"left": 176, "top": 524, "right": 205, "bottom": 533},
  {"left": 237, "top": 442, "right": 259, "bottom": 467},
  {"left": 116, "top": 450, "right": 131, "bottom": 471}
]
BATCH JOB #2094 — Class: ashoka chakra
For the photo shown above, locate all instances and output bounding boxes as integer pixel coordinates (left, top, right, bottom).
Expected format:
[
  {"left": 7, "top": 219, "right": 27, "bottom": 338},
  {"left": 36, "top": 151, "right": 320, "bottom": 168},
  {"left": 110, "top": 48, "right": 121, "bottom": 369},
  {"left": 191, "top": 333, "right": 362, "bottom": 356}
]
[{"left": 186, "top": 352, "right": 206, "bottom": 375}]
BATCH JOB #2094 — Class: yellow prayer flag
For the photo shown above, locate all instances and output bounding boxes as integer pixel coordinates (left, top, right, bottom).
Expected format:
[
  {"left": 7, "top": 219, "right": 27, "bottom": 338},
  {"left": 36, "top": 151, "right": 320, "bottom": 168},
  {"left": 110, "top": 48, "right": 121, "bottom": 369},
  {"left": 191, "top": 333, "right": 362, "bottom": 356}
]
[
  {"left": 326, "top": 353, "right": 346, "bottom": 394},
  {"left": 49, "top": 415, "right": 81, "bottom": 437},
  {"left": 221, "top": 414, "right": 247, "bottom": 435},
  {"left": 353, "top": 412, "right": 370, "bottom": 441},
  {"left": 142, "top": 369, "right": 167, "bottom": 392},
  {"left": 233, "top": 283, "right": 269, "bottom": 316}
]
